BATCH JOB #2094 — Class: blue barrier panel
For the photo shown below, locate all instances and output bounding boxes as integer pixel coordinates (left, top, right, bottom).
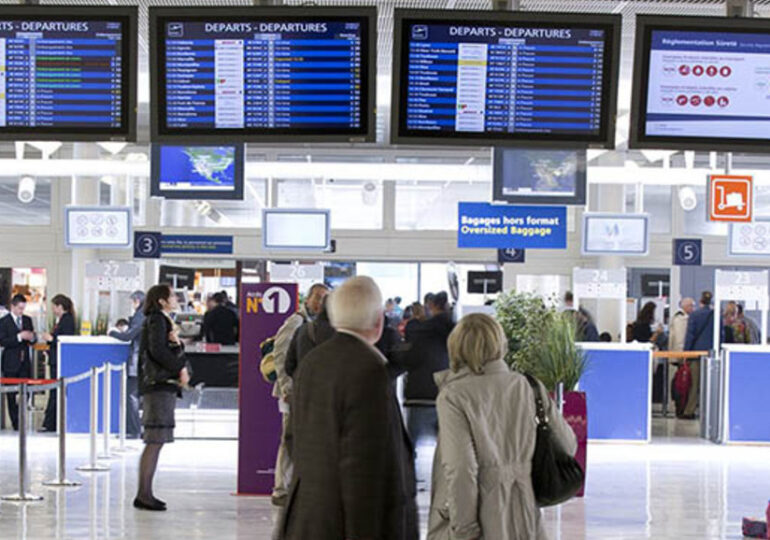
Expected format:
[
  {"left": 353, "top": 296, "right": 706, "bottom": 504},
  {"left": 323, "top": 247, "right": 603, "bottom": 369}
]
[
  {"left": 579, "top": 344, "right": 652, "bottom": 442},
  {"left": 726, "top": 347, "right": 770, "bottom": 443},
  {"left": 59, "top": 336, "right": 130, "bottom": 434}
]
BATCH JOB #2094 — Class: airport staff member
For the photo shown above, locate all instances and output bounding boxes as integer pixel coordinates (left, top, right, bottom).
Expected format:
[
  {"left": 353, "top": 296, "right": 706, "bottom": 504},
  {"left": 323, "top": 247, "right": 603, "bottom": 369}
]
[
  {"left": 199, "top": 292, "right": 239, "bottom": 345},
  {"left": 109, "top": 290, "right": 145, "bottom": 439},
  {"left": 0, "top": 294, "right": 36, "bottom": 430}
]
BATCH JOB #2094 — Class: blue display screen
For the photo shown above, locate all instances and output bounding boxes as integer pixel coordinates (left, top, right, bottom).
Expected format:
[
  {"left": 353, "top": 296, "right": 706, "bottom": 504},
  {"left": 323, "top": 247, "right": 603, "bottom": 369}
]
[
  {"left": 0, "top": 18, "right": 128, "bottom": 131},
  {"left": 157, "top": 17, "right": 369, "bottom": 136},
  {"left": 158, "top": 145, "right": 237, "bottom": 192},
  {"left": 397, "top": 19, "right": 613, "bottom": 140}
]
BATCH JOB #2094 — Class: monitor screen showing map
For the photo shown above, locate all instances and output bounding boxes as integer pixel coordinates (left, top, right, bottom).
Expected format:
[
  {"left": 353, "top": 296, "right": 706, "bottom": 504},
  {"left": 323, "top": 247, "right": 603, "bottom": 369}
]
[
  {"left": 493, "top": 147, "right": 586, "bottom": 205},
  {"left": 151, "top": 143, "right": 244, "bottom": 200}
]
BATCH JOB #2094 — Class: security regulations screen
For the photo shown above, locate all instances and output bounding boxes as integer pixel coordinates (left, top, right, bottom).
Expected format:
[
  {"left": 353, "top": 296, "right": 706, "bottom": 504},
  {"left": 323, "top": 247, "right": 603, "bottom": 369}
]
[
  {"left": 158, "top": 145, "right": 237, "bottom": 192},
  {"left": 398, "top": 19, "right": 611, "bottom": 139},
  {"left": 157, "top": 16, "right": 368, "bottom": 135},
  {"left": 645, "top": 30, "right": 770, "bottom": 139},
  {"left": 0, "top": 17, "right": 129, "bottom": 132}
]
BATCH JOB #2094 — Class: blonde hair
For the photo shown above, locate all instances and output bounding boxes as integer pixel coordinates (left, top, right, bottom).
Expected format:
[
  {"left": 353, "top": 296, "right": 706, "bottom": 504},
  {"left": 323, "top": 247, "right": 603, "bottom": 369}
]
[
  {"left": 328, "top": 276, "right": 383, "bottom": 332},
  {"left": 448, "top": 313, "right": 508, "bottom": 374}
]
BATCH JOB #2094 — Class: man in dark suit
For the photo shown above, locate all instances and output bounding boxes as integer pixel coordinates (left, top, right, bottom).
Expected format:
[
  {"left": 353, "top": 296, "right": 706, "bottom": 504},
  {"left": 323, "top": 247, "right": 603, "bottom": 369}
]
[
  {"left": 198, "top": 292, "right": 239, "bottom": 345},
  {"left": 0, "top": 294, "right": 36, "bottom": 430},
  {"left": 683, "top": 291, "right": 715, "bottom": 419},
  {"left": 282, "top": 276, "right": 418, "bottom": 540}
]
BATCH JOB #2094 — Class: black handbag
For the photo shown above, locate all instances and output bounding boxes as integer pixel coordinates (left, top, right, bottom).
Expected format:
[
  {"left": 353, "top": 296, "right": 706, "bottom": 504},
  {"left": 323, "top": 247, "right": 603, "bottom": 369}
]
[{"left": 524, "top": 373, "right": 584, "bottom": 507}]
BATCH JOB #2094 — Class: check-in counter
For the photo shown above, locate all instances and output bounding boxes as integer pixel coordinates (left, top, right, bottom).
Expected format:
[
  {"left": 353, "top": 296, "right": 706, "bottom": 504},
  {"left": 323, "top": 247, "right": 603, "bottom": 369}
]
[
  {"left": 720, "top": 345, "right": 770, "bottom": 444},
  {"left": 58, "top": 336, "right": 130, "bottom": 434},
  {"left": 577, "top": 342, "right": 653, "bottom": 443}
]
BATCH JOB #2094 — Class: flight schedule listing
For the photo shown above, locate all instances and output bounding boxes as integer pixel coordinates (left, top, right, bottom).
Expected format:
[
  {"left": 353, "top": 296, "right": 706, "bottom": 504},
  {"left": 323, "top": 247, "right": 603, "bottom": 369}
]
[
  {"left": 162, "top": 20, "right": 365, "bottom": 132},
  {"left": 0, "top": 19, "right": 125, "bottom": 130},
  {"left": 403, "top": 22, "right": 608, "bottom": 137},
  {"left": 645, "top": 30, "right": 770, "bottom": 140}
]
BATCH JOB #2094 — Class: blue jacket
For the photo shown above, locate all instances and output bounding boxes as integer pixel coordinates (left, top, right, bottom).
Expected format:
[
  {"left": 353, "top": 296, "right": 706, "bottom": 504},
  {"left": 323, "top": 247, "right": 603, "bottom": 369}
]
[
  {"left": 109, "top": 306, "right": 145, "bottom": 377},
  {"left": 685, "top": 306, "right": 714, "bottom": 351}
]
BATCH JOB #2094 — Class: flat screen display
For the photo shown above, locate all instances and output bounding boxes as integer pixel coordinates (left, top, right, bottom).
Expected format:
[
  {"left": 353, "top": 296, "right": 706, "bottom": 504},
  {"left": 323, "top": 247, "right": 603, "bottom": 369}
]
[
  {"left": 0, "top": 7, "right": 137, "bottom": 141},
  {"left": 631, "top": 15, "right": 770, "bottom": 151},
  {"left": 150, "top": 7, "right": 375, "bottom": 142},
  {"left": 263, "top": 209, "right": 330, "bottom": 251},
  {"left": 729, "top": 221, "right": 770, "bottom": 256},
  {"left": 582, "top": 213, "right": 650, "bottom": 256},
  {"left": 151, "top": 143, "right": 244, "bottom": 200},
  {"left": 65, "top": 206, "right": 131, "bottom": 248},
  {"left": 391, "top": 10, "right": 620, "bottom": 147},
  {"left": 493, "top": 147, "right": 586, "bottom": 205}
]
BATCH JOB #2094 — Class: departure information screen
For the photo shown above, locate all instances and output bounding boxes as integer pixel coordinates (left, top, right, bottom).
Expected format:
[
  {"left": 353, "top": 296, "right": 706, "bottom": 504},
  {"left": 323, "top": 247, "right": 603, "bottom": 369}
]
[
  {"left": 0, "top": 12, "right": 134, "bottom": 139},
  {"left": 644, "top": 30, "right": 770, "bottom": 141},
  {"left": 153, "top": 10, "right": 374, "bottom": 141},
  {"left": 394, "top": 13, "right": 619, "bottom": 145}
]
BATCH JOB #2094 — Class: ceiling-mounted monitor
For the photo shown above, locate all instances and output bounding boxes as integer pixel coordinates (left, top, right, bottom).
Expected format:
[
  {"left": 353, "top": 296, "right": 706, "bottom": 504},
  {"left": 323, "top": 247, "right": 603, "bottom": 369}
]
[
  {"left": 151, "top": 143, "right": 244, "bottom": 200},
  {"left": 391, "top": 9, "right": 621, "bottom": 148},
  {"left": 263, "top": 209, "right": 331, "bottom": 251},
  {"left": 631, "top": 15, "right": 770, "bottom": 152},
  {"left": 493, "top": 147, "right": 586, "bottom": 205},
  {"left": 150, "top": 7, "right": 376, "bottom": 143},
  {"left": 0, "top": 6, "right": 137, "bottom": 141},
  {"left": 64, "top": 206, "right": 132, "bottom": 249},
  {"left": 582, "top": 213, "right": 650, "bottom": 256}
]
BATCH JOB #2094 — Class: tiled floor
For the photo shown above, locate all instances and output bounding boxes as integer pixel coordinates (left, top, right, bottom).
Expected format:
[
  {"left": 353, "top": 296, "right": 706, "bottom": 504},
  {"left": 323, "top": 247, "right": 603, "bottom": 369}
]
[{"left": 0, "top": 420, "right": 768, "bottom": 539}]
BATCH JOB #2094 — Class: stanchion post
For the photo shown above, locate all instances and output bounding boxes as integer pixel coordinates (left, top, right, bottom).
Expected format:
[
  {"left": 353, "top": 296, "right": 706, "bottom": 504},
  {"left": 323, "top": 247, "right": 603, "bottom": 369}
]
[
  {"left": 556, "top": 382, "right": 565, "bottom": 415},
  {"left": 3, "top": 383, "right": 43, "bottom": 501},
  {"left": 77, "top": 367, "right": 109, "bottom": 472},
  {"left": 99, "top": 363, "right": 112, "bottom": 459},
  {"left": 44, "top": 378, "right": 81, "bottom": 487}
]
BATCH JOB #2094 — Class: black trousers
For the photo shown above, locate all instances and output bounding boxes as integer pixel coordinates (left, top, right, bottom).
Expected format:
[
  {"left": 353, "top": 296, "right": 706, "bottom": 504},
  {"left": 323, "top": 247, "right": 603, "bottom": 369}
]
[
  {"left": 3, "top": 362, "right": 31, "bottom": 430},
  {"left": 42, "top": 362, "right": 57, "bottom": 431},
  {"left": 127, "top": 376, "right": 142, "bottom": 438}
]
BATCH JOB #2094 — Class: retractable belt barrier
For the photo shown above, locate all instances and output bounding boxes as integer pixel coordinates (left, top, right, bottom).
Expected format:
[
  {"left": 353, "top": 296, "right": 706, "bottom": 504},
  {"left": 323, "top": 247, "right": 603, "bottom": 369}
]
[{"left": 0, "top": 361, "right": 130, "bottom": 504}]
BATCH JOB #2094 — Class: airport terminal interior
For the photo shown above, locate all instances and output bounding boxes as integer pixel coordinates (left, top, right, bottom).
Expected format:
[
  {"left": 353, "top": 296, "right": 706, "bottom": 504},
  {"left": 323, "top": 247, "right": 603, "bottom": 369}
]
[{"left": 0, "top": 0, "right": 769, "bottom": 539}]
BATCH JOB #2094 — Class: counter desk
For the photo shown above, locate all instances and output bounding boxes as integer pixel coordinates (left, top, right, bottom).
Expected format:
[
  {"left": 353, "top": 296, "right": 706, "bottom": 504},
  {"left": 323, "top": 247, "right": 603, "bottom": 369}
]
[
  {"left": 185, "top": 344, "right": 239, "bottom": 388},
  {"left": 58, "top": 336, "right": 130, "bottom": 434},
  {"left": 720, "top": 345, "right": 770, "bottom": 444},
  {"left": 577, "top": 342, "right": 654, "bottom": 443}
]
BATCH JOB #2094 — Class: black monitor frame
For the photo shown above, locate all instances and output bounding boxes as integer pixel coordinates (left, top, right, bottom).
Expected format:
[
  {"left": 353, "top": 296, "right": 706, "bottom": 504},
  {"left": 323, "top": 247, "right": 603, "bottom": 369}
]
[
  {"left": 630, "top": 14, "right": 770, "bottom": 153},
  {"left": 0, "top": 6, "right": 138, "bottom": 142},
  {"left": 492, "top": 147, "right": 587, "bottom": 205},
  {"left": 390, "top": 9, "right": 621, "bottom": 148},
  {"left": 149, "top": 6, "right": 377, "bottom": 144},
  {"left": 150, "top": 143, "right": 245, "bottom": 200},
  {"left": 467, "top": 271, "right": 503, "bottom": 294}
]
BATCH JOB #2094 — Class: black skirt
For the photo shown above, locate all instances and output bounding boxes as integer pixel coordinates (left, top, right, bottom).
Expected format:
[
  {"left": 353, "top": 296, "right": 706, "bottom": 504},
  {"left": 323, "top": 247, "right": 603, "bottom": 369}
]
[{"left": 142, "top": 391, "right": 176, "bottom": 444}]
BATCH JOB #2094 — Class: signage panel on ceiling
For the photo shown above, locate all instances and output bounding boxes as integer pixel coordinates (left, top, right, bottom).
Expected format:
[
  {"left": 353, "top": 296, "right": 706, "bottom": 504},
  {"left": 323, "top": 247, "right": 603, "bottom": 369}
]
[
  {"left": 458, "top": 202, "right": 567, "bottom": 249},
  {"left": 728, "top": 221, "right": 770, "bottom": 256},
  {"left": 708, "top": 174, "right": 753, "bottom": 222},
  {"left": 673, "top": 238, "right": 702, "bottom": 266}
]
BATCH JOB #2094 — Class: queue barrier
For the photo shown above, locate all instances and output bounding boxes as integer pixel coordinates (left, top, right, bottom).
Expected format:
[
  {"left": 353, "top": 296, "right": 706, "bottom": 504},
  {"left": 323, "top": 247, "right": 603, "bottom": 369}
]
[{"left": 0, "top": 361, "right": 131, "bottom": 503}]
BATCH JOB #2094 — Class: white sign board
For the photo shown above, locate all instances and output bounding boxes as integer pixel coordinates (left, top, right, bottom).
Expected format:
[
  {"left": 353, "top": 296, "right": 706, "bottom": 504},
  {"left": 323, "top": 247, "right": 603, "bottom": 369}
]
[
  {"left": 715, "top": 270, "right": 769, "bottom": 310},
  {"left": 65, "top": 206, "right": 132, "bottom": 249},
  {"left": 728, "top": 221, "right": 770, "bottom": 256},
  {"left": 582, "top": 213, "right": 650, "bottom": 256},
  {"left": 573, "top": 268, "right": 627, "bottom": 300},
  {"left": 268, "top": 262, "right": 324, "bottom": 282}
]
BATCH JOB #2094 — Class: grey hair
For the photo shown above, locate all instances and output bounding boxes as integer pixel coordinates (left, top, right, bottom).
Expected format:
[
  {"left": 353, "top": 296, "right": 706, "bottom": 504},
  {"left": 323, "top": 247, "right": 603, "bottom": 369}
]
[{"left": 328, "top": 276, "right": 383, "bottom": 332}]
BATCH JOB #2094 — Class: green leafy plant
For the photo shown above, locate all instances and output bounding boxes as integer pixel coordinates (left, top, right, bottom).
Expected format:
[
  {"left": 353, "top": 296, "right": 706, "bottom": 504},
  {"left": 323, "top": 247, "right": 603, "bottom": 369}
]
[{"left": 494, "top": 290, "right": 587, "bottom": 392}]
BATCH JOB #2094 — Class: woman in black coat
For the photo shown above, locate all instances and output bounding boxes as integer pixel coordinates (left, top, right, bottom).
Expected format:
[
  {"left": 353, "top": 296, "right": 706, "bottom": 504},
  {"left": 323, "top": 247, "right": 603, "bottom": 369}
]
[
  {"left": 41, "top": 294, "right": 76, "bottom": 432},
  {"left": 135, "top": 284, "right": 189, "bottom": 511}
]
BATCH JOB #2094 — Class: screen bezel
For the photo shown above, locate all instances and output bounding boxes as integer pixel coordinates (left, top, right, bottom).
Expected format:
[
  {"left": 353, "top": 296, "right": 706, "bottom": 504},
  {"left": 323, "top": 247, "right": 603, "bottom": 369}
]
[
  {"left": 492, "top": 147, "right": 587, "bottom": 205},
  {"left": 149, "top": 6, "right": 376, "bottom": 143},
  {"left": 0, "top": 6, "right": 137, "bottom": 142},
  {"left": 64, "top": 206, "right": 132, "bottom": 249},
  {"left": 262, "top": 208, "right": 331, "bottom": 251},
  {"left": 630, "top": 14, "right": 770, "bottom": 152},
  {"left": 390, "top": 9, "right": 621, "bottom": 148},
  {"left": 467, "top": 270, "right": 503, "bottom": 294},
  {"left": 581, "top": 212, "right": 650, "bottom": 256},
  {"left": 150, "top": 143, "right": 245, "bottom": 200},
  {"left": 728, "top": 220, "right": 770, "bottom": 257}
]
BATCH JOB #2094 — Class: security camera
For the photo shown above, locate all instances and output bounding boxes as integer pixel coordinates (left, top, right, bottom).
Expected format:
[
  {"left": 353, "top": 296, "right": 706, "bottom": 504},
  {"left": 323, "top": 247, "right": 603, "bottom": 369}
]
[
  {"left": 18, "top": 176, "right": 35, "bottom": 204},
  {"left": 678, "top": 186, "right": 697, "bottom": 212}
]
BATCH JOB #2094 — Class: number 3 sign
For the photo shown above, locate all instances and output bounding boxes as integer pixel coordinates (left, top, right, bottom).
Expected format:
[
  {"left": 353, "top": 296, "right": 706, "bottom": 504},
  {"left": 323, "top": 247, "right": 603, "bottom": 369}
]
[{"left": 134, "top": 232, "right": 162, "bottom": 259}]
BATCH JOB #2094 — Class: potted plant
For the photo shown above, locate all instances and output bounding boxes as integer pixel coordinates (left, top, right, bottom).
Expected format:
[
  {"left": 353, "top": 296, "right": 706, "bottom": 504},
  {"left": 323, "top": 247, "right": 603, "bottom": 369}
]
[{"left": 495, "top": 291, "right": 589, "bottom": 496}]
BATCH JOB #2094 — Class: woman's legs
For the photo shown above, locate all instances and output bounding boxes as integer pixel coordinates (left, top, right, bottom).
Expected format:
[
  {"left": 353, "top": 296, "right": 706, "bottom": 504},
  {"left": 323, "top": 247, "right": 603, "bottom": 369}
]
[{"left": 137, "top": 442, "right": 163, "bottom": 502}]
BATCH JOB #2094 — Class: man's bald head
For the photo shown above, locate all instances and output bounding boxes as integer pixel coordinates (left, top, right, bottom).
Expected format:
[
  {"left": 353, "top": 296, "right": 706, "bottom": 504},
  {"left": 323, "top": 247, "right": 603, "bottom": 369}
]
[{"left": 680, "top": 297, "right": 696, "bottom": 315}]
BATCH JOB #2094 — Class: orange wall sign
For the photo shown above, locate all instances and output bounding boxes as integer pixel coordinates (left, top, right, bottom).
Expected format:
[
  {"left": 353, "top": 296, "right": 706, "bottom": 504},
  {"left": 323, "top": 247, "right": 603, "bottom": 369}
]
[{"left": 708, "top": 175, "right": 753, "bottom": 223}]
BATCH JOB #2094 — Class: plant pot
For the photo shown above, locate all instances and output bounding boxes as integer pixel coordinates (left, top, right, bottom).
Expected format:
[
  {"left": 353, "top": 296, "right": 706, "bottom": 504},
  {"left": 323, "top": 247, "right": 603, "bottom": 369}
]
[{"left": 563, "top": 390, "right": 587, "bottom": 497}]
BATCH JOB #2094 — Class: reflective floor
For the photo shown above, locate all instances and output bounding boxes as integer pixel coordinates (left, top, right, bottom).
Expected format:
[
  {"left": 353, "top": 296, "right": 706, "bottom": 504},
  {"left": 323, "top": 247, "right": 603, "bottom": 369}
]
[{"left": 0, "top": 419, "right": 768, "bottom": 539}]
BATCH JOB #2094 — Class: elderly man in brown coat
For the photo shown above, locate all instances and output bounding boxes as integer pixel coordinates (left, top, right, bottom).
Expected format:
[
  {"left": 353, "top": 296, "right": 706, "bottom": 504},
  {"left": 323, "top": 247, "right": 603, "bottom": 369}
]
[{"left": 281, "top": 276, "right": 418, "bottom": 540}]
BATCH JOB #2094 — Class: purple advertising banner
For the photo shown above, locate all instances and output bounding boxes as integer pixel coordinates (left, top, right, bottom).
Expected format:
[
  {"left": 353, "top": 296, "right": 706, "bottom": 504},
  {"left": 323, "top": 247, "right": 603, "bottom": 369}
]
[{"left": 238, "top": 282, "right": 299, "bottom": 495}]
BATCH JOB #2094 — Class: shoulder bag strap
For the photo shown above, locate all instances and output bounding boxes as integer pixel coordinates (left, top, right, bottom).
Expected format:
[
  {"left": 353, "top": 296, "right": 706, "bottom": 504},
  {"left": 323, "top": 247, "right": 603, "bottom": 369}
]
[{"left": 523, "top": 373, "right": 548, "bottom": 426}]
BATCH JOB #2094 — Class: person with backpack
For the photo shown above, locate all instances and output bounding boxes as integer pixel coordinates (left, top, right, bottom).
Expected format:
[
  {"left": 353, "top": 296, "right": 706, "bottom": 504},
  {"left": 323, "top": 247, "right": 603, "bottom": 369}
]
[
  {"left": 681, "top": 291, "right": 715, "bottom": 419},
  {"left": 285, "top": 297, "right": 336, "bottom": 379}
]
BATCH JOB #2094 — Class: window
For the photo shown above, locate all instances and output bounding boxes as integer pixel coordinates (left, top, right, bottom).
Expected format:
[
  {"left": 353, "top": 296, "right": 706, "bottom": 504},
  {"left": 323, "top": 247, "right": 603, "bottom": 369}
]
[
  {"left": 276, "top": 179, "right": 383, "bottom": 230},
  {"left": 357, "top": 262, "right": 419, "bottom": 306},
  {"left": 161, "top": 178, "right": 268, "bottom": 228},
  {"left": 683, "top": 186, "right": 728, "bottom": 236},
  {"left": 0, "top": 177, "right": 51, "bottom": 225},
  {"left": 396, "top": 181, "right": 492, "bottom": 230},
  {"left": 625, "top": 184, "right": 672, "bottom": 234}
]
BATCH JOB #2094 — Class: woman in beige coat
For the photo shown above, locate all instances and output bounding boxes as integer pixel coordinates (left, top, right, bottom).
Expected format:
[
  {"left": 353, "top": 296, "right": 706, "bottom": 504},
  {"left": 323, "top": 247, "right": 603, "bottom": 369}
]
[{"left": 428, "top": 313, "right": 577, "bottom": 540}]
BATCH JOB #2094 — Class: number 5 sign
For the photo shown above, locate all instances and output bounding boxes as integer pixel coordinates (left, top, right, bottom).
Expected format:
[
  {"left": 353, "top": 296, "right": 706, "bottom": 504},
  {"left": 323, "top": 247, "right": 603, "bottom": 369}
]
[{"left": 673, "top": 239, "right": 702, "bottom": 266}]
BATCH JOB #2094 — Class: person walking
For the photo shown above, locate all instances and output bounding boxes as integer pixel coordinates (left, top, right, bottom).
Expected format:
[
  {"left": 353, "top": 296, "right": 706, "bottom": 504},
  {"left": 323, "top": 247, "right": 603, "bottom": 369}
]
[
  {"left": 40, "top": 294, "right": 76, "bottom": 432},
  {"left": 669, "top": 298, "right": 695, "bottom": 352},
  {"left": 134, "top": 284, "right": 189, "bottom": 511},
  {"left": 284, "top": 297, "right": 335, "bottom": 379},
  {"left": 108, "top": 290, "right": 146, "bottom": 439},
  {"left": 0, "top": 294, "right": 36, "bottom": 430},
  {"left": 682, "top": 291, "right": 715, "bottom": 419},
  {"left": 281, "top": 276, "right": 417, "bottom": 540},
  {"left": 428, "top": 313, "right": 577, "bottom": 540}
]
